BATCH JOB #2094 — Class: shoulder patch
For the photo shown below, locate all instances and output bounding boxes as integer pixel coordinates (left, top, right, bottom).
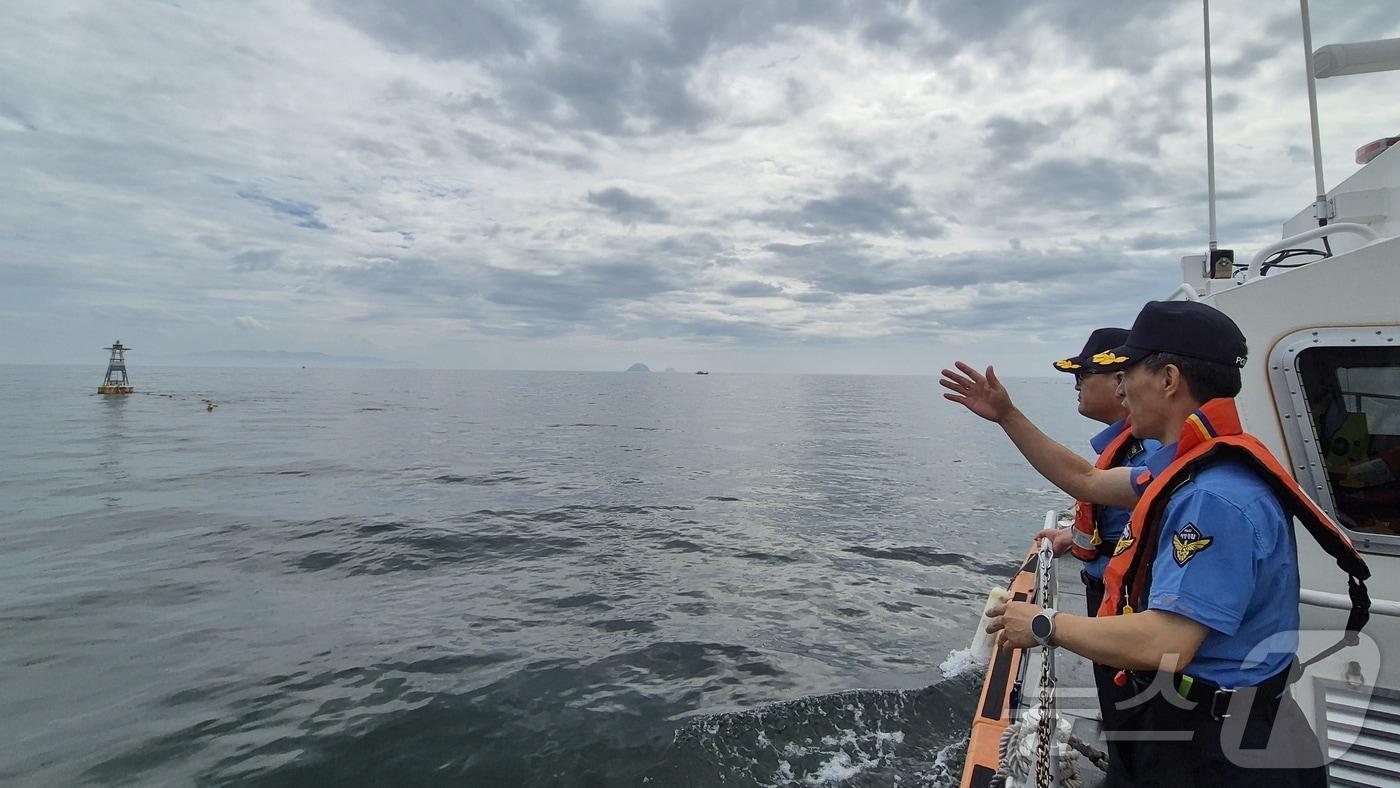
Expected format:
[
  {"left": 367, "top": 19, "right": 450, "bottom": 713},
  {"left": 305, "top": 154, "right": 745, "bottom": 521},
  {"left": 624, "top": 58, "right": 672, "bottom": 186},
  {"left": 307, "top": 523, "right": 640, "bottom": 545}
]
[
  {"left": 1171, "top": 523, "right": 1213, "bottom": 567},
  {"left": 1112, "top": 529, "right": 1135, "bottom": 557}
]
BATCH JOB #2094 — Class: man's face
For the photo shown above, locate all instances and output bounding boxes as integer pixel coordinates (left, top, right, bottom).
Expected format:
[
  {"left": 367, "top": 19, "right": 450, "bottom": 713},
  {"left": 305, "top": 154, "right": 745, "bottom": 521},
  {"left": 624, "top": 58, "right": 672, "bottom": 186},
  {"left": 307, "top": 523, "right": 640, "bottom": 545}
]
[
  {"left": 1118, "top": 362, "right": 1167, "bottom": 440},
  {"left": 1076, "top": 370, "right": 1124, "bottom": 423}
]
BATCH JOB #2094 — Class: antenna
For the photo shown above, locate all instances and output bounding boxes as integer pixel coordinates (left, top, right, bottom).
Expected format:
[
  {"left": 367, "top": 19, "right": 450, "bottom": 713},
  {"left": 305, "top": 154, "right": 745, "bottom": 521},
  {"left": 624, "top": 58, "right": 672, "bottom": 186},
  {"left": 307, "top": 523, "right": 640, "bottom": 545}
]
[
  {"left": 1299, "top": 0, "right": 1330, "bottom": 226},
  {"left": 1200, "top": 0, "right": 1233, "bottom": 280},
  {"left": 1203, "top": 0, "right": 1218, "bottom": 252}
]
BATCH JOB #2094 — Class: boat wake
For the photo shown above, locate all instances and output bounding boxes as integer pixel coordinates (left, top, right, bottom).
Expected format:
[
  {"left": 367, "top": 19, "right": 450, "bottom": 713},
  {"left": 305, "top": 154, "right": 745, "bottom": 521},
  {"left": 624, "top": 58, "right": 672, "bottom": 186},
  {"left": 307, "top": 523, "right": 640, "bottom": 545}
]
[{"left": 657, "top": 666, "right": 982, "bottom": 787}]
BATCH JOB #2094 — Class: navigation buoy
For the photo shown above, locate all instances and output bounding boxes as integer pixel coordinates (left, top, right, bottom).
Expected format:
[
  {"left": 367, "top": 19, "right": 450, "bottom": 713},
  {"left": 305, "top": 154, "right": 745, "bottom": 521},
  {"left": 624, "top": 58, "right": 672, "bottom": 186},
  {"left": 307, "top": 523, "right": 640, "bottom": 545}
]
[{"left": 98, "top": 341, "right": 135, "bottom": 395}]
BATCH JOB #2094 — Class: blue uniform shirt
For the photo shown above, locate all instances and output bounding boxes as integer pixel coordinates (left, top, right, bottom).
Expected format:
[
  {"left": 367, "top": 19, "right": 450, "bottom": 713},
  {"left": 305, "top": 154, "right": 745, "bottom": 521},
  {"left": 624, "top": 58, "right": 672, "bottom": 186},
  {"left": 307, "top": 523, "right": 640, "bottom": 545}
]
[
  {"left": 1082, "top": 420, "right": 1159, "bottom": 580},
  {"left": 1140, "top": 451, "right": 1301, "bottom": 687}
]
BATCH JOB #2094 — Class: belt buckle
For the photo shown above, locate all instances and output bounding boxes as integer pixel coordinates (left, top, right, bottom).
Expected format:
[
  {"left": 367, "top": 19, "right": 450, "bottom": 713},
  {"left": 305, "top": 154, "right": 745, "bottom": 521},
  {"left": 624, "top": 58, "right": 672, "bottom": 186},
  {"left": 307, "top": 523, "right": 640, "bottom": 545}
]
[{"left": 1209, "top": 688, "right": 1235, "bottom": 720}]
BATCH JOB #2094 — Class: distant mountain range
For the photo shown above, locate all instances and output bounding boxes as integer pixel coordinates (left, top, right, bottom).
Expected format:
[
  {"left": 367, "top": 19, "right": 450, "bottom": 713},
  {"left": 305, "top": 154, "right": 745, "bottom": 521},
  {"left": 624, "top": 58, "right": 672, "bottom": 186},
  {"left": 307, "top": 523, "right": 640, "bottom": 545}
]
[{"left": 182, "top": 350, "right": 411, "bottom": 367}]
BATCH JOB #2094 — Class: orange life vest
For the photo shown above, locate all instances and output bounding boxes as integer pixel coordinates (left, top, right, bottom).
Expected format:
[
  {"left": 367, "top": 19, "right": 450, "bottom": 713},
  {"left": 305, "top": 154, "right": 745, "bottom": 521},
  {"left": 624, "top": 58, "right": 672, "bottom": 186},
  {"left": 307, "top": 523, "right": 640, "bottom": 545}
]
[
  {"left": 1071, "top": 422, "right": 1138, "bottom": 562},
  {"left": 1098, "top": 399, "right": 1370, "bottom": 644}
]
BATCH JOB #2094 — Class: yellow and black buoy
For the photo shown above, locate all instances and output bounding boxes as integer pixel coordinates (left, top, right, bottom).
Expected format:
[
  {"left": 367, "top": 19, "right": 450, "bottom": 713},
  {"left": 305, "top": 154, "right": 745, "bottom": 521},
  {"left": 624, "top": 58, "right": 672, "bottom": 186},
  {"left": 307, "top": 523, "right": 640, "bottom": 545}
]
[{"left": 98, "top": 341, "right": 135, "bottom": 395}]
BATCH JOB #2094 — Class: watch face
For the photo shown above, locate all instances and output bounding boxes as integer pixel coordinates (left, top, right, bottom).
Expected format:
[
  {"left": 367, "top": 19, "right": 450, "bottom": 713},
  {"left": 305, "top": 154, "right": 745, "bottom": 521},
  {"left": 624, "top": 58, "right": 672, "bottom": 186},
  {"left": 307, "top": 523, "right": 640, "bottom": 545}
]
[{"left": 1031, "top": 613, "right": 1052, "bottom": 640}]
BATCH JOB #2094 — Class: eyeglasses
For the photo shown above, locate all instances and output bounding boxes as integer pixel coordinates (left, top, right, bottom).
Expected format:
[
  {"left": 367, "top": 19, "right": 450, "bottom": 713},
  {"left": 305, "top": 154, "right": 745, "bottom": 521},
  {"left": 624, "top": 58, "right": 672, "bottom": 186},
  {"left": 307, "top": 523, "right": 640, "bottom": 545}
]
[{"left": 1075, "top": 370, "right": 1127, "bottom": 384}]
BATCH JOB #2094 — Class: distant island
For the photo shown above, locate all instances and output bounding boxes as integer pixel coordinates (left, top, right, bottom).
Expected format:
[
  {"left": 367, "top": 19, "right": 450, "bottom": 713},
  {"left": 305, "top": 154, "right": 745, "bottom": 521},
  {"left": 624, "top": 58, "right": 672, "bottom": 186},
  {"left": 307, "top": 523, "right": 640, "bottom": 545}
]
[{"left": 627, "top": 363, "right": 650, "bottom": 372}]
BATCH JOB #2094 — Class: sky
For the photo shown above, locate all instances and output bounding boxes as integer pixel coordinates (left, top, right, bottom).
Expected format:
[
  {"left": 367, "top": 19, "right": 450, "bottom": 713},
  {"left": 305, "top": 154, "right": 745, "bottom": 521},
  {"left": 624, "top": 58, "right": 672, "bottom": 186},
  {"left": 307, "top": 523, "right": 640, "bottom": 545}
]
[{"left": 3, "top": 0, "right": 1399, "bottom": 374}]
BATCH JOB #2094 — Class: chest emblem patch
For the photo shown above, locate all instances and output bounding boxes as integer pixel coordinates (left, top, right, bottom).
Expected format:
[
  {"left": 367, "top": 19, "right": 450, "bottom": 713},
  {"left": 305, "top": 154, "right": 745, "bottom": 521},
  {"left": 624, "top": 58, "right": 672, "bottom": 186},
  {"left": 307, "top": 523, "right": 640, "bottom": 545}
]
[{"left": 1172, "top": 523, "right": 1214, "bottom": 567}]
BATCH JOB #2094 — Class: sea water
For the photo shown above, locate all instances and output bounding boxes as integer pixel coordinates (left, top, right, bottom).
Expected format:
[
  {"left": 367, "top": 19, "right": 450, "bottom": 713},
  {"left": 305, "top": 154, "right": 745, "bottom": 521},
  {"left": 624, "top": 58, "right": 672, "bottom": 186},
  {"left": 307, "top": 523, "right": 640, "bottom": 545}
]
[{"left": 0, "top": 365, "right": 1084, "bottom": 786}]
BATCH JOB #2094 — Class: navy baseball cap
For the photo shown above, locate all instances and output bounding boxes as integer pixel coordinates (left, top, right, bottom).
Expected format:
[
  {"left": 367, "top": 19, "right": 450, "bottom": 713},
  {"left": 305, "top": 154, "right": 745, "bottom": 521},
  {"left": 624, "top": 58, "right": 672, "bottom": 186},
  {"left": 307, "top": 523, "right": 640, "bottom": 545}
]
[
  {"left": 1052, "top": 327, "right": 1130, "bottom": 374},
  {"left": 1085, "top": 301, "right": 1248, "bottom": 371}
]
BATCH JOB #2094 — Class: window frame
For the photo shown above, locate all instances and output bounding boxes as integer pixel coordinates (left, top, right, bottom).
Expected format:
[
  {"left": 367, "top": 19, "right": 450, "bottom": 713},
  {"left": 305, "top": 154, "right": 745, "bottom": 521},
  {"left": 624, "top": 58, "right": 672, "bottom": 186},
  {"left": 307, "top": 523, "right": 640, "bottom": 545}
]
[{"left": 1270, "top": 326, "right": 1400, "bottom": 556}]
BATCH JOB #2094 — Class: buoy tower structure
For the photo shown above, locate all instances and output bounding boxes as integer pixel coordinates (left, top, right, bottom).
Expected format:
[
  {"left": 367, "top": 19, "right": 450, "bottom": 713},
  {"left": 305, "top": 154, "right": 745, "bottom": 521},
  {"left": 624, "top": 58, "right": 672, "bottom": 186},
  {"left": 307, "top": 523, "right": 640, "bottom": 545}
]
[{"left": 98, "top": 341, "right": 135, "bottom": 394}]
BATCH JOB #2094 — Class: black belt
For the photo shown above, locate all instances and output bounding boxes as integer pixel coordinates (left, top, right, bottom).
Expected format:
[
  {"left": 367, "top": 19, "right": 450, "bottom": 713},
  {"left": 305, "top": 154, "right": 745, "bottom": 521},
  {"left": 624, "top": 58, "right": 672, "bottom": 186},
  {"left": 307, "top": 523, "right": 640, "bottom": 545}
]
[
  {"left": 1128, "top": 664, "right": 1293, "bottom": 721},
  {"left": 1080, "top": 570, "right": 1105, "bottom": 590}
]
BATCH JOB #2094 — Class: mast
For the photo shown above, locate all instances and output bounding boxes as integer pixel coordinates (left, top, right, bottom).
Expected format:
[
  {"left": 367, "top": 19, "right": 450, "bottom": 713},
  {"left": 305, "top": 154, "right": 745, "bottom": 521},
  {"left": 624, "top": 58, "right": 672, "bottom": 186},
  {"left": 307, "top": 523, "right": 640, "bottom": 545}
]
[
  {"left": 1201, "top": 0, "right": 1233, "bottom": 279},
  {"left": 1203, "top": 0, "right": 1218, "bottom": 253},
  {"left": 1299, "top": 0, "right": 1330, "bottom": 227}
]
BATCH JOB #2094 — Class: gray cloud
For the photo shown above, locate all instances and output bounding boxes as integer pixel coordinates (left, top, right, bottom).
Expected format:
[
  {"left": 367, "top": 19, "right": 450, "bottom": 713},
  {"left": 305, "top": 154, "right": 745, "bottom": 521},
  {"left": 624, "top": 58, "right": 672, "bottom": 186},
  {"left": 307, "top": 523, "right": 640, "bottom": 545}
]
[
  {"left": 5, "top": 0, "right": 1396, "bottom": 371},
  {"left": 762, "top": 238, "right": 1163, "bottom": 299},
  {"left": 328, "top": 0, "right": 536, "bottom": 61},
  {"left": 982, "top": 115, "right": 1057, "bottom": 157},
  {"left": 236, "top": 190, "right": 329, "bottom": 230},
  {"left": 232, "top": 249, "right": 284, "bottom": 273},
  {"left": 330, "top": 0, "right": 917, "bottom": 137},
  {"left": 763, "top": 239, "right": 906, "bottom": 294},
  {"left": 586, "top": 187, "right": 671, "bottom": 225},
  {"left": 752, "top": 177, "right": 944, "bottom": 238},
  {"left": 471, "top": 256, "right": 703, "bottom": 338},
  {"left": 1127, "top": 232, "right": 1196, "bottom": 252},
  {"left": 0, "top": 100, "right": 36, "bottom": 132},
  {"left": 723, "top": 280, "right": 785, "bottom": 297},
  {"left": 1004, "top": 158, "right": 1164, "bottom": 211}
]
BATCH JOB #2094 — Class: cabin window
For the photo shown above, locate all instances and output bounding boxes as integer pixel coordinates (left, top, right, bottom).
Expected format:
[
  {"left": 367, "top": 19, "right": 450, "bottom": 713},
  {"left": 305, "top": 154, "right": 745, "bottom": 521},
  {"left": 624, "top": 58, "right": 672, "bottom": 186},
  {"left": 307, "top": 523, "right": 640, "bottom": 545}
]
[{"left": 1297, "top": 345, "right": 1400, "bottom": 536}]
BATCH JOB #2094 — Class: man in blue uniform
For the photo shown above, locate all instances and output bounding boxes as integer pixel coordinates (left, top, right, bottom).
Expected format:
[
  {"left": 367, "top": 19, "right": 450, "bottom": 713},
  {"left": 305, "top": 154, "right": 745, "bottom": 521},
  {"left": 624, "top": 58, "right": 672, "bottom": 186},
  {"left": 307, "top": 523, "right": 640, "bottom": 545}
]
[
  {"left": 1041, "top": 327, "right": 1161, "bottom": 770},
  {"left": 1040, "top": 326, "right": 1160, "bottom": 617},
  {"left": 944, "top": 301, "right": 1332, "bottom": 786}
]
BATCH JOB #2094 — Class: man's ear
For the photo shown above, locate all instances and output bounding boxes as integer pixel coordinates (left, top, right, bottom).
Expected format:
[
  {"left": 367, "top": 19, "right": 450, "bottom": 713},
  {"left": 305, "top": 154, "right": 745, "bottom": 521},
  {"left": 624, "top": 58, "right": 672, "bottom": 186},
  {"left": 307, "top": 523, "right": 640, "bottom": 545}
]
[{"left": 1161, "top": 363, "right": 1186, "bottom": 399}]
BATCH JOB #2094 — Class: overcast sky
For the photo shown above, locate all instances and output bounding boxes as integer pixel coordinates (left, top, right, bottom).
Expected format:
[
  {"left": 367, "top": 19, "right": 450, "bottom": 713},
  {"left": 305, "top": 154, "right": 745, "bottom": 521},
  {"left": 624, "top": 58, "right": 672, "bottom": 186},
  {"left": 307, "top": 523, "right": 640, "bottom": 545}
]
[{"left": 4, "top": 0, "right": 1398, "bottom": 374}]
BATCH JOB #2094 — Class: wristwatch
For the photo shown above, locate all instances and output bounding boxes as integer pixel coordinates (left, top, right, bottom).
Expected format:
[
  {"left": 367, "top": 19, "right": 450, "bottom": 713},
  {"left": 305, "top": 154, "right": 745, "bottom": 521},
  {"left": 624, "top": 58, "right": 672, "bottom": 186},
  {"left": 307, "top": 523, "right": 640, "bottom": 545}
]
[{"left": 1031, "top": 608, "right": 1059, "bottom": 648}]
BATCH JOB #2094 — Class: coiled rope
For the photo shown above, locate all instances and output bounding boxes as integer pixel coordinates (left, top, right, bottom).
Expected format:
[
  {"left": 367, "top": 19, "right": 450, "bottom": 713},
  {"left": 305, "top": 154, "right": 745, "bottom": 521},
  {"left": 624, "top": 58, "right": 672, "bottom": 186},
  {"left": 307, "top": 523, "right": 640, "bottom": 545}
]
[{"left": 987, "top": 709, "right": 1082, "bottom": 788}]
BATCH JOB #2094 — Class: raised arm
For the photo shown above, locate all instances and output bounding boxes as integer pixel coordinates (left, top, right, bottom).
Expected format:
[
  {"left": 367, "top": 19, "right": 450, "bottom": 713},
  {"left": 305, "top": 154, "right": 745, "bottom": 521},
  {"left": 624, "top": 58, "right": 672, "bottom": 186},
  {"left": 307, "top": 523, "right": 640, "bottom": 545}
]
[{"left": 939, "top": 362, "right": 1138, "bottom": 509}]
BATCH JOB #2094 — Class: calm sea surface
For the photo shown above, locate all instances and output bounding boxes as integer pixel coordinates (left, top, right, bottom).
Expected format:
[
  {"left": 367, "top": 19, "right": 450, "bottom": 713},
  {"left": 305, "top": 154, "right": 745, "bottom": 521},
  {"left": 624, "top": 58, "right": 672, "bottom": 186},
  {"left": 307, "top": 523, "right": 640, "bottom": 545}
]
[{"left": 0, "top": 365, "right": 1085, "bottom": 787}]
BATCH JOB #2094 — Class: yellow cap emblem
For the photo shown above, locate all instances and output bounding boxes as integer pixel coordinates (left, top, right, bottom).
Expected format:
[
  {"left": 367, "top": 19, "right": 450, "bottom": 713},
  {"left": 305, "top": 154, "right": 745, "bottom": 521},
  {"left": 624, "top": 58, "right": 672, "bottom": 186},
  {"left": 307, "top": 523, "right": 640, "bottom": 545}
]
[
  {"left": 1054, "top": 359, "right": 1081, "bottom": 370},
  {"left": 1091, "top": 350, "right": 1129, "bottom": 366}
]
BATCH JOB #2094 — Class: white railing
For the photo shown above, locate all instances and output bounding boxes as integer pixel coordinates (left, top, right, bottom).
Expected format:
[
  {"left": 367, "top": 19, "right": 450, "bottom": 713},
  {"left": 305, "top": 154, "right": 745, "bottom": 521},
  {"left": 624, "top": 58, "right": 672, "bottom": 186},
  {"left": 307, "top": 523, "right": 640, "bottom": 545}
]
[{"left": 1246, "top": 222, "right": 1381, "bottom": 280}]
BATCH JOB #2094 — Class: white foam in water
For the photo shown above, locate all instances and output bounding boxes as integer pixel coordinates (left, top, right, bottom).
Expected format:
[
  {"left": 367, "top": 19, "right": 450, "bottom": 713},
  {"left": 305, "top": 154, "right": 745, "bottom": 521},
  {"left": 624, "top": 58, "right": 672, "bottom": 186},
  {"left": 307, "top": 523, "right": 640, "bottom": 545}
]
[
  {"left": 938, "top": 647, "right": 979, "bottom": 677},
  {"left": 806, "top": 751, "right": 866, "bottom": 784},
  {"left": 679, "top": 688, "right": 949, "bottom": 787},
  {"left": 771, "top": 725, "right": 907, "bottom": 785},
  {"left": 931, "top": 738, "right": 966, "bottom": 781}
]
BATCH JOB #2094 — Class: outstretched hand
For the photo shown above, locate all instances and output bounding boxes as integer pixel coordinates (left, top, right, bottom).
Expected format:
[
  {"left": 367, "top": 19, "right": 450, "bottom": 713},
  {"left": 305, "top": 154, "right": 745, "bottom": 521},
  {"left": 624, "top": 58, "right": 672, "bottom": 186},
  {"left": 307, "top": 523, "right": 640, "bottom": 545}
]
[{"left": 939, "top": 362, "right": 1015, "bottom": 423}]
